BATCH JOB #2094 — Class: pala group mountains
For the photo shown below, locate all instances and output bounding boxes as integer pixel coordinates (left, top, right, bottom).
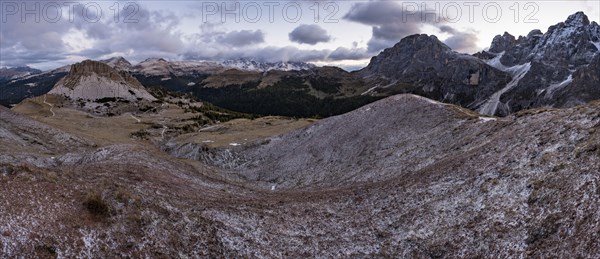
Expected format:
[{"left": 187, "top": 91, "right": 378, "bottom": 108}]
[{"left": 2, "top": 12, "right": 600, "bottom": 118}]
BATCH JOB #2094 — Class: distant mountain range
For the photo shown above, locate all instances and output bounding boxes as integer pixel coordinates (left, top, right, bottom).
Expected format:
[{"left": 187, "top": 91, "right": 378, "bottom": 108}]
[
  {"left": 1, "top": 12, "right": 599, "bottom": 117},
  {"left": 100, "top": 57, "right": 315, "bottom": 76},
  {"left": 0, "top": 66, "right": 42, "bottom": 82}
]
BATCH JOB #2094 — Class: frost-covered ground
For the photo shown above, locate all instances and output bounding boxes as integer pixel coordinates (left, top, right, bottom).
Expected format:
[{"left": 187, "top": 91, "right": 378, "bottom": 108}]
[{"left": 2, "top": 94, "right": 600, "bottom": 257}]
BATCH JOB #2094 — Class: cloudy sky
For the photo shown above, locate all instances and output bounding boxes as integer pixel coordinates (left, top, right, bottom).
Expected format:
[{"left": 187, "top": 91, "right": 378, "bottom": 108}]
[{"left": 1, "top": 0, "right": 599, "bottom": 71}]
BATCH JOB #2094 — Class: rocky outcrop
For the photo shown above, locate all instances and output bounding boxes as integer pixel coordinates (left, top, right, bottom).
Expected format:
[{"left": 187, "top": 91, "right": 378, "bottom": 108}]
[
  {"left": 49, "top": 60, "right": 156, "bottom": 101},
  {"left": 356, "top": 34, "right": 512, "bottom": 109},
  {"left": 552, "top": 54, "right": 600, "bottom": 107},
  {"left": 489, "top": 32, "right": 518, "bottom": 53}
]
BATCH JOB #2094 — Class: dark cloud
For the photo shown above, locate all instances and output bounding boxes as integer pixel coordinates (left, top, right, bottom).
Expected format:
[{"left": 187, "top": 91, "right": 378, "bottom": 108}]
[
  {"left": 327, "top": 47, "right": 370, "bottom": 61},
  {"left": 365, "top": 37, "right": 398, "bottom": 53},
  {"left": 442, "top": 31, "right": 480, "bottom": 54},
  {"left": 437, "top": 25, "right": 480, "bottom": 53},
  {"left": 438, "top": 25, "right": 458, "bottom": 34},
  {"left": 1, "top": 2, "right": 376, "bottom": 69},
  {"left": 0, "top": 40, "right": 69, "bottom": 68},
  {"left": 218, "top": 30, "right": 265, "bottom": 47},
  {"left": 344, "top": 1, "right": 443, "bottom": 53},
  {"left": 343, "top": 1, "right": 407, "bottom": 25},
  {"left": 289, "top": 24, "right": 331, "bottom": 45},
  {"left": 0, "top": 2, "right": 185, "bottom": 68}
]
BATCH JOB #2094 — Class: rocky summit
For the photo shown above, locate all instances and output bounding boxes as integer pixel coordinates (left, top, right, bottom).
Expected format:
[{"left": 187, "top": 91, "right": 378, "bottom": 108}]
[
  {"left": 49, "top": 60, "right": 156, "bottom": 101},
  {"left": 356, "top": 34, "right": 512, "bottom": 109}
]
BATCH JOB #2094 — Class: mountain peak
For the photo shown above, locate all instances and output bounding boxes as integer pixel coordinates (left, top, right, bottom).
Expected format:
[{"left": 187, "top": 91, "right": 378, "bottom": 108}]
[
  {"left": 70, "top": 60, "right": 114, "bottom": 76},
  {"left": 101, "top": 56, "right": 132, "bottom": 71},
  {"left": 143, "top": 58, "right": 168, "bottom": 63},
  {"left": 373, "top": 34, "right": 452, "bottom": 57},
  {"left": 489, "top": 32, "right": 517, "bottom": 53},
  {"left": 565, "top": 11, "right": 590, "bottom": 27},
  {"left": 527, "top": 29, "right": 543, "bottom": 38},
  {"left": 104, "top": 56, "right": 128, "bottom": 62},
  {"left": 396, "top": 34, "right": 449, "bottom": 49}
]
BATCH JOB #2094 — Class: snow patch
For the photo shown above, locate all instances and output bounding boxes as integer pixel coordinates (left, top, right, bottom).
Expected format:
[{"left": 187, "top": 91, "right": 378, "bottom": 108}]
[
  {"left": 361, "top": 86, "right": 378, "bottom": 95},
  {"left": 129, "top": 114, "right": 141, "bottom": 123},
  {"left": 592, "top": 41, "right": 600, "bottom": 52},
  {"left": 477, "top": 62, "right": 531, "bottom": 115},
  {"left": 544, "top": 74, "right": 573, "bottom": 98},
  {"left": 485, "top": 51, "right": 506, "bottom": 70},
  {"left": 410, "top": 94, "right": 444, "bottom": 105},
  {"left": 229, "top": 143, "right": 241, "bottom": 147},
  {"left": 479, "top": 117, "right": 497, "bottom": 122},
  {"left": 187, "top": 82, "right": 196, "bottom": 86}
]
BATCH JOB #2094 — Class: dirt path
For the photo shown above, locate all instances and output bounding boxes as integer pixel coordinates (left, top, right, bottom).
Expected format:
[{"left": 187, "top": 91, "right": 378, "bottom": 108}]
[{"left": 43, "top": 95, "right": 56, "bottom": 117}]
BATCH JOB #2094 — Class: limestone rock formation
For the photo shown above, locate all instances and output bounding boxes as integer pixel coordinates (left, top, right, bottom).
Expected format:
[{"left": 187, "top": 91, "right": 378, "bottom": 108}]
[{"left": 48, "top": 60, "right": 156, "bottom": 101}]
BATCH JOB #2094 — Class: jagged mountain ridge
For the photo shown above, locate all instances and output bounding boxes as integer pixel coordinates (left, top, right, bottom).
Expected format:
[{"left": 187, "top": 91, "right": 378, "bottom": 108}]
[
  {"left": 475, "top": 11, "right": 600, "bottom": 115},
  {"left": 487, "top": 12, "right": 600, "bottom": 67}
]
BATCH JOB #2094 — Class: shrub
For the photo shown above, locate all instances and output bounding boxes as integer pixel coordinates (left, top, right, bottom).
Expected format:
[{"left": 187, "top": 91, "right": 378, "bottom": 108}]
[
  {"left": 83, "top": 192, "right": 110, "bottom": 217},
  {"left": 130, "top": 129, "right": 150, "bottom": 140}
]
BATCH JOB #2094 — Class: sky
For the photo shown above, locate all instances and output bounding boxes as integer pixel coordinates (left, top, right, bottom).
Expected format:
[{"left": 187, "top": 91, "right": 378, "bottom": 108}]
[{"left": 1, "top": 0, "right": 599, "bottom": 71}]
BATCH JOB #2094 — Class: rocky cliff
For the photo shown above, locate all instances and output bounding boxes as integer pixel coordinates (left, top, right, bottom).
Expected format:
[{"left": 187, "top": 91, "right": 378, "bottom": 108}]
[{"left": 49, "top": 60, "right": 156, "bottom": 101}]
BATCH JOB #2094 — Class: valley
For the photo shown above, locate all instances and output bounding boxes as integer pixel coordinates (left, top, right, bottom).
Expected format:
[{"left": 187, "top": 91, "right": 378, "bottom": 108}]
[{"left": 2, "top": 91, "right": 600, "bottom": 257}]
